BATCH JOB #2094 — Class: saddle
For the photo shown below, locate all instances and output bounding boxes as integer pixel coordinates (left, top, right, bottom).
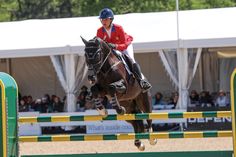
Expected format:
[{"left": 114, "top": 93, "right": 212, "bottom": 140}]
[
  {"left": 111, "top": 50, "right": 136, "bottom": 93},
  {"left": 112, "top": 50, "right": 133, "bottom": 76}
]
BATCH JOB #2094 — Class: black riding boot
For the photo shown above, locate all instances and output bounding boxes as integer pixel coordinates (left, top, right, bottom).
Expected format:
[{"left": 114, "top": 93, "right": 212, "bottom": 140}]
[{"left": 132, "top": 63, "right": 152, "bottom": 91}]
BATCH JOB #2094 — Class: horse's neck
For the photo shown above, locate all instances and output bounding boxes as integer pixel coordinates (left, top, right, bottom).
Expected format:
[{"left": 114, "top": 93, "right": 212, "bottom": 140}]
[{"left": 98, "top": 53, "right": 123, "bottom": 79}]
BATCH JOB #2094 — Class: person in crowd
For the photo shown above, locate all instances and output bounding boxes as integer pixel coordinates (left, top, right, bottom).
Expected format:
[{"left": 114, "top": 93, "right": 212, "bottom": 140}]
[
  {"left": 52, "top": 96, "right": 64, "bottom": 112},
  {"left": 189, "top": 90, "right": 199, "bottom": 105},
  {"left": 152, "top": 92, "right": 166, "bottom": 110},
  {"left": 215, "top": 90, "right": 230, "bottom": 107},
  {"left": 76, "top": 86, "right": 89, "bottom": 111},
  {"left": 167, "top": 92, "right": 179, "bottom": 109},
  {"left": 34, "top": 98, "right": 42, "bottom": 112},
  {"left": 26, "top": 95, "right": 35, "bottom": 111},
  {"left": 199, "top": 91, "right": 214, "bottom": 107},
  {"left": 19, "top": 99, "right": 28, "bottom": 112},
  {"left": 41, "top": 94, "right": 53, "bottom": 113},
  {"left": 96, "top": 8, "right": 151, "bottom": 91}
]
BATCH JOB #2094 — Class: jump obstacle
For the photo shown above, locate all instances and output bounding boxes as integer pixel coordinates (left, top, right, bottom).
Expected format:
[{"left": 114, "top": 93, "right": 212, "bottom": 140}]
[{"left": 0, "top": 70, "right": 236, "bottom": 157}]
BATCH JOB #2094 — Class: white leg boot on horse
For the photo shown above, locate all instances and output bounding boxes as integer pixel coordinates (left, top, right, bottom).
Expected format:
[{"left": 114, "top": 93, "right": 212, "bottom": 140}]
[
  {"left": 110, "top": 96, "right": 126, "bottom": 115},
  {"left": 93, "top": 98, "right": 108, "bottom": 117},
  {"left": 91, "top": 85, "right": 108, "bottom": 117},
  {"left": 108, "top": 85, "right": 126, "bottom": 115}
]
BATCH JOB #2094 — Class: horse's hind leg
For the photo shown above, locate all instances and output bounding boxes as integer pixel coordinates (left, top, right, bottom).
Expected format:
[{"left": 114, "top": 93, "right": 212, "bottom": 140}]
[
  {"left": 146, "top": 119, "right": 157, "bottom": 145},
  {"left": 91, "top": 85, "right": 107, "bottom": 116},
  {"left": 127, "top": 120, "right": 145, "bottom": 151},
  {"left": 138, "top": 91, "right": 157, "bottom": 145}
]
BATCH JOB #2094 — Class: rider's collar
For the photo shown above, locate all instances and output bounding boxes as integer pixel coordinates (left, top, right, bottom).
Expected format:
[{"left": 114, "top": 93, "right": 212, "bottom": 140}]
[{"left": 102, "top": 24, "right": 115, "bottom": 32}]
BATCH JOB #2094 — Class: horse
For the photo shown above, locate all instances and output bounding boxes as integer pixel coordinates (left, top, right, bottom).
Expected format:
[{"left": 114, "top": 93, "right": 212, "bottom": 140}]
[{"left": 81, "top": 37, "right": 157, "bottom": 151}]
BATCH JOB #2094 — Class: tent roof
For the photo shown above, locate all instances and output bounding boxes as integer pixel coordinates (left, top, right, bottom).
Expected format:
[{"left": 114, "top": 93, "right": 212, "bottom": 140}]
[{"left": 0, "top": 7, "right": 236, "bottom": 58}]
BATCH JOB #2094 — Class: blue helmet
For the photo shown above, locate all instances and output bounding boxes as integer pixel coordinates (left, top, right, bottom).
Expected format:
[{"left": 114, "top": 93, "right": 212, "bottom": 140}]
[{"left": 99, "top": 8, "right": 114, "bottom": 19}]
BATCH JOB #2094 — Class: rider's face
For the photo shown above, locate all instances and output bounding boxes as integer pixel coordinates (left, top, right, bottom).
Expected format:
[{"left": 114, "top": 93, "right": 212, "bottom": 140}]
[{"left": 100, "top": 18, "right": 112, "bottom": 29}]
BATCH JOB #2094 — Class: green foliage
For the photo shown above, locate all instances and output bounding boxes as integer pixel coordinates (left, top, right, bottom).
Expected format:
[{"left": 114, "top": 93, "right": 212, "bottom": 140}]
[{"left": 0, "top": 0, "right": 236, "bottom": 22}]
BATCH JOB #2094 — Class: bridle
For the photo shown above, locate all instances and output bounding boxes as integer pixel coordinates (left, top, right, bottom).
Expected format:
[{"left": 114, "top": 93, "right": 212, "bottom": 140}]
[{"left": 85, "top": 44, "right": 112, "bottom": 75}]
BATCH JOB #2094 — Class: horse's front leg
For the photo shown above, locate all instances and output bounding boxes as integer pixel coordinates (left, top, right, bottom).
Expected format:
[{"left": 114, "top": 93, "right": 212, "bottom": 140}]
[
  {"left": 108, "top": 84, "right": 126, "bottom": 115},
  {"left": 127, "top": 120, "right": 145, "bottom": 151},
  {"left": 91, "top": 85, "right": 108, "bottom": 117}
]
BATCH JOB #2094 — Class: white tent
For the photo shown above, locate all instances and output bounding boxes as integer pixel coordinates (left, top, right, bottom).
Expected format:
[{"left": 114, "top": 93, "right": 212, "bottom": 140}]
[
  {"left": 1, "top": 7, "right": 236, "bottom": 57},
  {"left": 0, "top": 7, "right": 236, "bottom": 110}
]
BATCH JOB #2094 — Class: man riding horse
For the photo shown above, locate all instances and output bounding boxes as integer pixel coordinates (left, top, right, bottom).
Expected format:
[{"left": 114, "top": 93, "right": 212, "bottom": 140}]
[{"left": 96, "top": 8, "right": 152, "bottom": 92}]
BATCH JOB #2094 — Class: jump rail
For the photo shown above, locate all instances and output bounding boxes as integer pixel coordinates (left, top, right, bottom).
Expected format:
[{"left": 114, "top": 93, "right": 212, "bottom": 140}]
[
  {"left": 19, "top": 111, "right": 231, "bottom": 123},
  {"left": 19, "top": 130, "right": 232, "bottom": 142}
]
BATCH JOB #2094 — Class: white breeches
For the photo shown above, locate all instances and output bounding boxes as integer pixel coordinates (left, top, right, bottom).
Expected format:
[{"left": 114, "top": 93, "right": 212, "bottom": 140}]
[{"left": 115, "top": 44, "right": 136, "bottom": 63}]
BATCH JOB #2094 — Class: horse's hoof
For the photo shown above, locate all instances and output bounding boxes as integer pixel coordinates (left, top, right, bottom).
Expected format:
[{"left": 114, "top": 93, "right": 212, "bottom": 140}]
[
  {"left": 117, "top": 106, "right": 126, "bottom": 115},
  {"left": 97, "top": 108, "right": 108, "bottom": 117},
  {"left": 135, "top": 140, "right": 145, "bottom": 151},
  {"left": 137, "top": 143, "right": 145, "bottom": 151},
  {"left": 149, "top": 138, "right": 157, "bottom": 145}
]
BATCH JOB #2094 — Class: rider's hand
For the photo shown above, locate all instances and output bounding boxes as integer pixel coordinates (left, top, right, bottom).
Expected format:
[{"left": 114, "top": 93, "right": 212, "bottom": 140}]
[{"left": 108, "top": 43, "right": 116, "bottom": 49}]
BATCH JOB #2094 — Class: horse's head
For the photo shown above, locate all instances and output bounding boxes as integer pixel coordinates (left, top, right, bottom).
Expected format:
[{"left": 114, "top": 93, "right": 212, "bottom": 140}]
[{"left": 81, "top": 36, "right": 111, "bottom": 84}]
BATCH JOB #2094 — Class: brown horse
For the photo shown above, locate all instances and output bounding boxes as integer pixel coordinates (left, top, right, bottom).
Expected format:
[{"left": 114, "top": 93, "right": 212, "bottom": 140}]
[{"left": 81, "top": 37, "right": 157, "bottom": 151}]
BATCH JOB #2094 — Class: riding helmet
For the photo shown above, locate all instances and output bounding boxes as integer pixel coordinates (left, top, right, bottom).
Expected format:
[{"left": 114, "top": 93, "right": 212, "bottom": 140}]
[{"left": 99, "top": 8, "right": 114, "bottom": 20}]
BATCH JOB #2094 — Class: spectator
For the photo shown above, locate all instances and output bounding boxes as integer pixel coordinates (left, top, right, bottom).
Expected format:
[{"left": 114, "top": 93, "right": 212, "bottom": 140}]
[
  {"left": 167, "top": 92, "right": 178, "bottom": 109},
  {"left": 26, "top": 95, "right": 35, "bottom": 111},
  {"left": 52, "top": 96, "right": 64, "bottom": 112},
  {"left": 215, "top": 90, "right": 229, "bottom": 107},
  {"left": 153, "top": 92, "right": 166, "bottom": 110},
  {"left": 189, "top": 90, "right": 199, "bottom": 107},
  {"left": 41, "top": 95, "right": 53, "bottom": 113},
  {"left": 34, "top": 98, "right": 42, "bottom": 112},
  {"left": 199, "top": 91, "right": 214, "bottom": 107},
  {"left": 19, "top": 99, "right": 28, "bottom": 112},
  {"left": 76, "top": 86, "right": 89, "bottom": 111}
]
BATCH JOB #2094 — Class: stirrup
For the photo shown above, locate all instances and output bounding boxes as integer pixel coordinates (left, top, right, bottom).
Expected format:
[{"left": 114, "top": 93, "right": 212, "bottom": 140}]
[{"left": 139, "top": 80, "right": 152, "bottom": 91}]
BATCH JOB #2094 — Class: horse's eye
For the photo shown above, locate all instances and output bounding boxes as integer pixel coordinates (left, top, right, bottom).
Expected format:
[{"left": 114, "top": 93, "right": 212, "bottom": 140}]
[{"left": 95, "top": 53, "right": 100, "bottom": 59}]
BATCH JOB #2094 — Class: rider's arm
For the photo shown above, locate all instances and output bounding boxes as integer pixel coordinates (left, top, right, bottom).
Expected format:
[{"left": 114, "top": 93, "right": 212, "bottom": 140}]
[{"left": 115, "top": 26, "right": 133, "bottom": 51}]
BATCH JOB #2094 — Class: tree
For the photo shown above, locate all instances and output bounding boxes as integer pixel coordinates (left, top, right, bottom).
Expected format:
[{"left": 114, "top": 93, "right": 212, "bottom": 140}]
[{"left": 0, "top": 0, "right": 236, "bottom": 22}]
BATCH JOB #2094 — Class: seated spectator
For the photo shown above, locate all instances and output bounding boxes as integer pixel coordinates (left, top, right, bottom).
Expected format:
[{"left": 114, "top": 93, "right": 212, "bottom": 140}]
[
  {"left": 189, "top": 90, "right": 199, "bottom": 106},
  {"left": 215, "top": 90, "right": 229, "bottom": 107},
  {"left": 19, "top": 99, "right": 28, "bottom": 112},
  {"left": 84, "top": 100, "right": 95, "bottom": 110},
  {"left": 34, "top": 98, "right": 42, "bottom": 112},
  {"left": 26, "top": 95, "right": 35, "bottom": 111},
  {"left": 52, "top": 96, "right": 64, "bottom": 112},
  {"left": 152, "top": 92, "right": 166, "bottom": 110},
  {"left": 199, "top": 91, "right": 214, "bottom": 107},
  {"left": 41, "top": 95, "right": 53, "bottom": 113},
  {"left": 167, "top": 92, "right": 178, "bottom": 109},
  {"left": 76, "top": 86, "right": 89, "bottom": 111}
]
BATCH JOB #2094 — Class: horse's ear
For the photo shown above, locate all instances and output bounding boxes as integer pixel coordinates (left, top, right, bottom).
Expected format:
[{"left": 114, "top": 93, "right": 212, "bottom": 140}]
[
  {"left": 94, "top": 37, "right": 101, "bottom": 45},
  {"left": 100, "top": 40, "right": 110, "bottom": 52},
  {"left": 80, "top": 36, "right": 88, "bottom": 45}
]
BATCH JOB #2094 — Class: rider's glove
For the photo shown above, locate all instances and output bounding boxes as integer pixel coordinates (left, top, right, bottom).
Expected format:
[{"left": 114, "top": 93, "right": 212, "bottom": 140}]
[{"left": 108, "top": 43, "right": 116, "bottom": 49}]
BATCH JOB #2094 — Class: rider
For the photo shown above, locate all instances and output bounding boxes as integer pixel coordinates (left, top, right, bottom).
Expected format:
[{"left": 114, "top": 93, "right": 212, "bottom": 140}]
[{"left": 96, "top": 8, "right": 152, "bottom": 91}]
